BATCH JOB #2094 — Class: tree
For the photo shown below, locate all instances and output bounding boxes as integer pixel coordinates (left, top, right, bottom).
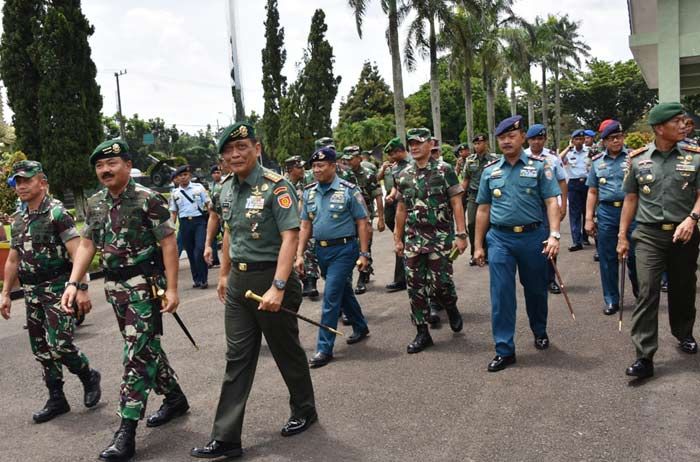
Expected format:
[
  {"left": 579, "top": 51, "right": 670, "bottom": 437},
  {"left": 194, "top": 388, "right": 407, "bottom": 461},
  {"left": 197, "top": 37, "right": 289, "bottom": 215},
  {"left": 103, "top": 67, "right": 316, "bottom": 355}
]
[
  {"left": 338, "top": 61, "right": 394, "bottom": 126},
  {"left": 334, "top": 115, "right": 396, "bottom": 151},
  {"left": 260, "top": 0, "right": 286, "bottom": 160},
  {"left": 347, "top": 0, "right": 408, "bottom": 141},
  {"left": 32, "top": 0, "right": 103, "bottom": 203},
  {"left": 0, "top": 0, "right": 43, "bottom": 158},
  {"left": 277, "top": 81, "right": 308, "bottom": 160}
]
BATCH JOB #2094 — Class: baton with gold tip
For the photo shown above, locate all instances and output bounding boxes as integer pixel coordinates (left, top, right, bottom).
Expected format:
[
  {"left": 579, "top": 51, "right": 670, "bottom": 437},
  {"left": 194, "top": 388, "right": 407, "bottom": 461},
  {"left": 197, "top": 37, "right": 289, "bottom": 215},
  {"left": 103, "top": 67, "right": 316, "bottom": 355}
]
[
  {"left": 619, "top": 256, "right": 627, "bottom": 332},
  {"left": 149, "top": 281, "right": 199, "bottom": 350},
  {"left": 245, "top": 290, "right": 344, "bottom": 336},
  {"left": 550, "top": 257, "right": 576, "bottom": 320}
]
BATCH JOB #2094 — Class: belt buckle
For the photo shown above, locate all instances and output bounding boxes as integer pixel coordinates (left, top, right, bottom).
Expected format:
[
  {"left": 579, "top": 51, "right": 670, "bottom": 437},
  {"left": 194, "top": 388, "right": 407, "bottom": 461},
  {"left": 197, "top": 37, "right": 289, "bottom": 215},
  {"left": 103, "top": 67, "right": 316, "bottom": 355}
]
[
  {"left": 238, "top": 262, "right": 247, "bottom": 271},
  {"left": 320, "top": 241, "right": 328, "bottom": 247},
  {"left": 613, "top": 201, "right": 622, "bottom": 207},
  {"left": 661, "top": 223, "right": 674, "bottom": 231},
  {"left": 513, "top": 226, "right": 524, "bottom": 233}
]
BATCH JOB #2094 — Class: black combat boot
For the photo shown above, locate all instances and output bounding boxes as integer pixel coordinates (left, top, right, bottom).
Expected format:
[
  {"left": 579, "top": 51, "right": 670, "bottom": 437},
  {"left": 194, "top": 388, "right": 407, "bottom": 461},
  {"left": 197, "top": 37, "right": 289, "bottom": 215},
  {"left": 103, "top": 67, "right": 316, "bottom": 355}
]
[
  {"left": 445, "top": 305, "right": 463, "bottom": 332},
  {"left": 146, "top": 384, "right": 190, "bottom": 427},
  {"left": 303, "top": 277, "right": 319, "bottom": 298},
  {"left": 302, "top": 278, "right": 312, "bottom": 297},
  {"left": 33, "top": 380, "right": 70, "bottom": 423},
  {"left": 77, "top": 368, "right": 102, "bottom": 408},
  {"left": 99, "top": 419, "right": 137, "bottom": 461},
  {"left": 406, "top": 325, "right": 434, "bottom": 354},
  {"left": 354, "top": 272, "right": 367, "bottom": 295}
]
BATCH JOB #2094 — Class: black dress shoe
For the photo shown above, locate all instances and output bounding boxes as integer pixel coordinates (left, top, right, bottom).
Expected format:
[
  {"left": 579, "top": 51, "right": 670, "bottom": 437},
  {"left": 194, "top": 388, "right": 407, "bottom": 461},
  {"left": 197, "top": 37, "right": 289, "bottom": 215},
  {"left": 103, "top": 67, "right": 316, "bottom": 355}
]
[
  {"left": 309, "top": 352, "right": 333, "bottom": 368},
  {"left": 191, "top": 440, "right": 242, "bottom": 459},
  {"left": 568, "top": 244, "right": 583, "bottom": 252},
  {"left": 200, "top": 282, "right": 208, "bottom": 289},
  {"left": 192, "top": 282, "right": 201, "bottom": 288},
  {"left": 341, "top": 314, "right": 351, "bottom": 326},
  {"left": 487, "top": 354, "right": 516, "bottom": 372},
  {"left": 146, "top": 385, "right": 189, "bottom": 427},
  {"left": 99, "top": 419, "right": 137, "bottom": 461},
  {"left": 385, "top": 281, "right": 406, "bottom": 292},
  {"left": 548, "top": 281, "right": 561, "bottom": 294},
  {"left": 354, "top": 272, "right": 367, "bottom": 294},
  {"left": 679, "top": 336, "right": 698, "bottom": 354},
  {"left": 78, "top": 368, "right": 102, "bottom": 408},
  {"left": 534, "top": 334, "right": 549, "bottom": 350},
  {"left": 280, "top": 411, "right": 318, "bottom": 437},
  {"left": 445, "top": 306, "right": 463, "bottom": 332},
  {"left": 303, "top": 277, "right": 320, "bottom": 297},
  {"left": 593, "top": 252, "right": 599, "bottom": 262},
  {"left": 407, "top": 325, "right": 433, "bottom": 354},
  {"left": 604, "top": 304, "right": 619, "bottom": 316},
  {"left": 625, "top": 358, "right": 653, "bottom": 379},
  {"left": 346, "top": 327, "right": 369, "bottom": 345},
  {"left": 660, "top": 281, "right": 668, "bottom": 292},
  {"left": 469, "top": 258, "right": 477, "bottom": 266}
]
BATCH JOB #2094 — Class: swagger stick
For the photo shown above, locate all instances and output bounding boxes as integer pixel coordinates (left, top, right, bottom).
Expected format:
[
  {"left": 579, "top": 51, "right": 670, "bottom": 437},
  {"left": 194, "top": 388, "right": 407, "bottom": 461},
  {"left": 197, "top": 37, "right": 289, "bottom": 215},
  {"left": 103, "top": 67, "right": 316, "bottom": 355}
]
[
  {"left": 619, "top": 256, "right": 627, "bottom": 332},
  {"left": 550, "top": 257, "right": 576, "bottom": 321},
  {"left": 149, "top": 281, "right": 199, "bottom": 350}
]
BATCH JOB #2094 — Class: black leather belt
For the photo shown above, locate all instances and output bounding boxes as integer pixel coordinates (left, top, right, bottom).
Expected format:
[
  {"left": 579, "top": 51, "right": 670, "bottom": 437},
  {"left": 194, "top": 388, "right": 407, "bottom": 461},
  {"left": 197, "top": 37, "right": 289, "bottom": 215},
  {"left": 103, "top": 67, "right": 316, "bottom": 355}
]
[
  {"left": 317, "top": 236, "right": 355, "bottom": 247},
  {"left": 18, "top": 267, "right": 71, "bottom": 286},
  {"left": 600, "top": 200, "right": 623, "bottom": 208},
  {"left": 569, "top": 178, "right": 586, "bottom": 183},
  {"left": 639, "top": 222, "right": 680, "bottom": 231},
  {"left": 491, "top": 222, "right": 541, "bottom": 233},
  {"left": 181, "top": 215, "right": 204, "bottom": 221},
  {"left": 232, "top": 261, "right": 276, "bottom": 272},
  {"left": 104, "top": 262, "right": 163, "bottom": 282}
]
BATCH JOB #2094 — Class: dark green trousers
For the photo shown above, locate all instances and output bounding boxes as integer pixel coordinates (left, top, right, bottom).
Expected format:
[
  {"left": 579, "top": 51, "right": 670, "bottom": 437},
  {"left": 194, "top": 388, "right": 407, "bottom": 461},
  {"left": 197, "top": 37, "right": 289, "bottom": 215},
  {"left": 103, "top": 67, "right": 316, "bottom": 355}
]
[
  {"left": 630, "top": 224, "right": 699, "bottom": 359},
  {"left": 384, "top": 202, "right": 405, "bottom": 284},
  {"left": 211, "top": 267, "right": 315, "bottom": 444}
]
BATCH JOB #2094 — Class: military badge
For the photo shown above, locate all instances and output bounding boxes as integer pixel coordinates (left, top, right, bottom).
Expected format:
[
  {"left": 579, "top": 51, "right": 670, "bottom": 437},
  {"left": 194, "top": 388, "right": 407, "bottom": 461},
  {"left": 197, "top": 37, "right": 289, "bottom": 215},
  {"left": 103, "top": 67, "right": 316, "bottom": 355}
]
[
  {"left": 112, "top": 143, "right": 121, "bottom": 154},
  {"left": 642, "top": 185, "right": 651, "bottom": 194},
  {"left": 273, "top": 186, "right": 287, "bottom": 195},
  {"left": 277, "top": 193, "right": 292, "bottom": 209},
  {"left": 493, "top": 189, "right": 502, "bottom": 198},
  {"left": 599, "top": 177, "right": 607, "bottom": 185},
  {"left": 239, "top": 126, "right": 248, "bottom": 138}
]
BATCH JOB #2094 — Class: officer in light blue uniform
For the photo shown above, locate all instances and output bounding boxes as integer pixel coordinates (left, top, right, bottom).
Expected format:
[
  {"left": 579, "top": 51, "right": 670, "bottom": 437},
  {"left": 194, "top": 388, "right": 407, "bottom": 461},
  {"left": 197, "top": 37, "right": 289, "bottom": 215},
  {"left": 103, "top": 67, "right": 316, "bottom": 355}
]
[
  {"left": 561, "top": 129, "right": 590, "bottom": 250},
  {"left": 585, "top": 120, "right": 639, "bottom": 315},
  {"left": 296, "top": 147, "right": 371, "bottom": 368},
  {"left": 474, "top": 115, "right": 562, "bottom": 372}
]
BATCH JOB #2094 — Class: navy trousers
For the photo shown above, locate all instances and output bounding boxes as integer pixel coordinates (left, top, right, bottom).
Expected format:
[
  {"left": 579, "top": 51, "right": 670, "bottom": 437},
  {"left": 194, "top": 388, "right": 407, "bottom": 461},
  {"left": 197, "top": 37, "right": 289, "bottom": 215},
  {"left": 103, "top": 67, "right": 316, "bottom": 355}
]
[
  {"left": 179, "top": 215, "right": 208, "bottom": 285},
  {"left": 568, "top": 178, "right": 588, "bottom": 246},
  {"left": 596, "top": 204, "right": 638, "bottom": 305}
]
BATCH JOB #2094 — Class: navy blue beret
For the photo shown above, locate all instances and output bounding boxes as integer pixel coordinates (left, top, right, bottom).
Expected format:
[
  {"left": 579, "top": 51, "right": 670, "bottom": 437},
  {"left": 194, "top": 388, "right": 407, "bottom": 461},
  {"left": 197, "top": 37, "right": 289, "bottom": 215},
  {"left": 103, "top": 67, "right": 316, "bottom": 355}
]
[
  {"left": 584, "top": 129, "right": 596, "bottom": 137},
  {"left": 600, "top": 121, "right": 622, "bottom": 139},
  {"left": 210, "top": 164, "right": 221, "bottom": 174},
  {"left": 495, "top": 115, "right": 524, "bottom": 137},
  {"left": 174, "top": 165, "right": 191, "bottom": 176},
  {"left": 310, "top": 146, "right": 337, "bottom": 164},
  {"left": 571, "top": 129, "right": 585, "bottom": 138},
  {"left": 526, "top": 124, "right": 546, "bottom": 139}
]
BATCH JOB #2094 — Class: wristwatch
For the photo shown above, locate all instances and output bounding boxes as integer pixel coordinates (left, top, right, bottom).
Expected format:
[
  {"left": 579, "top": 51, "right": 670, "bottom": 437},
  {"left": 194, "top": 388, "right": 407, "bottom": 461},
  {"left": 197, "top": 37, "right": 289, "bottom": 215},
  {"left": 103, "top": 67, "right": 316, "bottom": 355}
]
[
  {"left": 272, "top": 279, "right": 286, "bottom": 290},
  {"left": 690, "top": 212, "right": 700, "bottom": 221},
  {"left": 65, "top": 281, "right": 89, "bottom": 291},
  {"left": 550, "top": 231, "right": 561, "bottom": 240},
  {"left": 455, "top": 232, "right": 468, "bottom": 240},
  {"left": 359, "top": 251, "right": 371, "bottom": 258}
]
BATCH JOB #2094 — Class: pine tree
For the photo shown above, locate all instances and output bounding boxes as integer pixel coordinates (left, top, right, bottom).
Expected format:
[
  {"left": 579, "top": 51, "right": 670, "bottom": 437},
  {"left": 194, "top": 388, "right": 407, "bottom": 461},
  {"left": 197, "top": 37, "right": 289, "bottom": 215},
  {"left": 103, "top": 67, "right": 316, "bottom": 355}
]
[
  {"left": 0, "top": 0, "right": 43, "bottom": 158},
  {"left": 338, "top": 61, "right": 394, "bottom": 126},
  {"left": 277, "top": 81, "right": 309, "bottom": 161},
  {"left": 260, "top": 0, "right": 287, "bottom": 160}
]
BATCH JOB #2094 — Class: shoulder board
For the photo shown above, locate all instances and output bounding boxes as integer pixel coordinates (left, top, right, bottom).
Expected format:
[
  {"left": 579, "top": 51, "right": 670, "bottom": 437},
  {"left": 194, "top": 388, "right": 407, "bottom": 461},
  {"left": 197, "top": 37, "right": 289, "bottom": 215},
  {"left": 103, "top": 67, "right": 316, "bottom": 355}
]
[
  {"left": 304, "top": 181, "right": 318, "bottom": 190},
  {"left": 527, "top": 153, "right": 545, "bottom": 161},
  {"left": 680, "top": 143, "right": 700, "bottom": 153},
  {"left": 262, "top": 170, "right": 283, "bottom": 183},
  {"left": 591, "top": 152, "right": 604, "bottom": 161},
  {"left": 339, "top": 179, "right": 356, "bottom": 189},
  {"left": 484, "top": 158, "right": 500, "bottom": 168},
  {"left": 467, "top": 154, "right": 477, "bottom": 161},
  {"left": 628, "top": 146, "right": 647, "bottom": 158}
]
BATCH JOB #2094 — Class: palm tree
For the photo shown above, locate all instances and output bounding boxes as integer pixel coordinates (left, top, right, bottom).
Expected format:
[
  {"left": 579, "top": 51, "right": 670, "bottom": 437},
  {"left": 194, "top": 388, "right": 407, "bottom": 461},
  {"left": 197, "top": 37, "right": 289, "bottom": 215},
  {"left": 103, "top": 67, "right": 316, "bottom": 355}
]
[
  {"left": 348, "top": 0, "right": 408, "bottom": 141},
  {"left": 501, "top": 25, "right": 535, "bottom": 118},
  {"left": 533, "top": 16, "right": 554, "bottom": 131}
]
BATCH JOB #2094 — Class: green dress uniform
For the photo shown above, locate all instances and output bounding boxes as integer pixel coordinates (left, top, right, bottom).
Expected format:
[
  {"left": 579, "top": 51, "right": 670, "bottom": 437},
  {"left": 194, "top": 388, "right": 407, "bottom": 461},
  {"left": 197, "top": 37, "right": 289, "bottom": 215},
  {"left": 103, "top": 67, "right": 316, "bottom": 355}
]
[
  {"left": 462, "top": 152, "right": 500, "bottom": 257},
  {"left": 623, "top": 140, "right": 700, "bottom": 360},
  {"left": 213, "top": 162, "right": 316, "bottom": 444}
]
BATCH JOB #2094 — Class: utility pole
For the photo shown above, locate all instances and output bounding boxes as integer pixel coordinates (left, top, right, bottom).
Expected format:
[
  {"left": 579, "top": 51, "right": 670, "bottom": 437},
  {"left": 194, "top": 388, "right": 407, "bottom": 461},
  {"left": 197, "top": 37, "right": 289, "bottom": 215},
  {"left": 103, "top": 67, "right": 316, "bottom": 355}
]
[
  {"left": 226, "top": 0, "right": 246, "bottom": 121},
  {"left": 114, "top": 69, "right": 127, "bottom": 138}
]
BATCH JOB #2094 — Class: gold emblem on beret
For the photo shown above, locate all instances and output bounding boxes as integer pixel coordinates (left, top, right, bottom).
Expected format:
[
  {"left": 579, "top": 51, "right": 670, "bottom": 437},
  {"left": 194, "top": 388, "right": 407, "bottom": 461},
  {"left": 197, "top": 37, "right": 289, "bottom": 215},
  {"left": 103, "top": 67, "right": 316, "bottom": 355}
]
[
  {"left": 599, "top": 178, "right": 607, "bottom": 185},
  {"left": 318, "top": 153, "right": 326, "bottom": 160},
  {"left": 642, "top": 185, "right": 651, "bottom": 194},
  {"left": 112, "top": 143, "right": 121, "bottom": 154},
  {"left": 493, "top": 189, "right": 502, "bottom": 198},
  {"left": 513, "top": 120, "right": 520, "bottom": 129},
  {"left": 239, "top": 126, "right": 248, "bottom": 138}
]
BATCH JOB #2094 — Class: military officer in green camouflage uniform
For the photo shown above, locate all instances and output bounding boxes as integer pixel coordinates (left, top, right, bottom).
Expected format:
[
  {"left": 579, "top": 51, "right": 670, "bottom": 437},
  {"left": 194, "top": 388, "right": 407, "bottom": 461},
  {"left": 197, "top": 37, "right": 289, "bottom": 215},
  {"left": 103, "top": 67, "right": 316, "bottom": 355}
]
[
  {"left": 191, "top": 123, "right": 316, "bottom": 460},
  {"left": 461, "top": 134, "right": 499, "bottom": 265},
  {"left": 394, "top": 128, "right": 468, "bottom": 353},
  {"left": 285, "top": 155, "right": 320, "bottom": 297},
  {"left": 62, "top": 140, "right": 188, "bottom": 462},
  {"left": 205, "top": 159, "right": 232, "bottom": 266},
  {"left": 1, "top": 161, "right": 101, "bottom": 423},
  {"left": 618, "top": 102, "right": 700, "bottom": 379},
  {"left": 343, "top": 145, "right": 384, "bottom": 294}
]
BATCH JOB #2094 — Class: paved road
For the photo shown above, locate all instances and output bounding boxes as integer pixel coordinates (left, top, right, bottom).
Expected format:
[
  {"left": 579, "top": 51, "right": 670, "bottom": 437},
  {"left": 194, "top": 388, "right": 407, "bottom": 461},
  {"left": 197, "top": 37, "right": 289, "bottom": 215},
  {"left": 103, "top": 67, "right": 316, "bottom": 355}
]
[{"left": 1, "top": 223, "right": 699, "bottom": 461}]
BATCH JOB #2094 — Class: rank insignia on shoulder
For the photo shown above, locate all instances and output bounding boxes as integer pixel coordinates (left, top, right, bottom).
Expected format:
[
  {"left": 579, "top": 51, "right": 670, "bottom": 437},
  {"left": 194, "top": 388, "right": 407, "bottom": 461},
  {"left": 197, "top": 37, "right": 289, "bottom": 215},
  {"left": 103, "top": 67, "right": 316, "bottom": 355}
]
[
  {"left": 304, "top": 182, "right": 318, "bottom": 189},
  {"left": 680, "top": 143, "right": 700, "bottom": 153},
  {"left": 484, "top": 158, "right": 500, "bottom": 168},
  {"left": 591, "top": 152, "right": 604, "bottom": 161},
  {"left": 262, "top": 170, "right": 283, "bottom": 183},
  {"left": 527, "top": 153, "right": 545, "bottom": 161},
  {"left": 628, "top": 146, "right": 647, "bottom": 158},
  {"left": 339, "top": 179, "right": 356, "bottom": 188}
]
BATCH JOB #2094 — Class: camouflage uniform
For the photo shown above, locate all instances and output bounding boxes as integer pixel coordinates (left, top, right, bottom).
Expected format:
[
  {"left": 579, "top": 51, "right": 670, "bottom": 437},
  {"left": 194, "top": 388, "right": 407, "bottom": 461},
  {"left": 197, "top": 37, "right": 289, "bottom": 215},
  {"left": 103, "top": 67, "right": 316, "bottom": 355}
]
[
  {"left": 287, "top": 170, "right": 319, "bottom": 281},
  {"left": 396, "top": 158, "right": 463, "bottom": 324},
  {"left": 462, "top": 152, "right": 500, "bottom": 256},
  {"left": 83, "top": 178, "right": 181, "bottom": 421},
  {"left": 11, "top": 195, "right": 90, "bottom": 382}
]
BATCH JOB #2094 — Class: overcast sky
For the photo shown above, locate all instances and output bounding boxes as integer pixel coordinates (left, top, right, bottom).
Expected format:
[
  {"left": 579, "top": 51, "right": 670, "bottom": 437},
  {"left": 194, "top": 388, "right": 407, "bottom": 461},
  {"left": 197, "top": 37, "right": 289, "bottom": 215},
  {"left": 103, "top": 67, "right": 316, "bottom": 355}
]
[{"left": 0, "top": 0, "right": 633, "bottom": 133}]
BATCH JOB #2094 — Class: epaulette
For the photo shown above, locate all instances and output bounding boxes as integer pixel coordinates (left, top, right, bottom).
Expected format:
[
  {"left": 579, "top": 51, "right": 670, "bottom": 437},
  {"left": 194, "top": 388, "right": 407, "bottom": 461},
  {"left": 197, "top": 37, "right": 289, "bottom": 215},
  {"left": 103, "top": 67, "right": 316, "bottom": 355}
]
[
  {"left": 527, "top": 153, "right": 545, "bottom": 161},
  {"left": 304, "top": 181, "right": 318, "bottom": 190},
  {"left": 628, "top": 146, "right": 647, "bottom": 158},
  {"left": 591, "top": 152, "right": 604, "bottom": 161},
  {"left": 338, "top": 178, "right": 356, "bottom": 189},
  {"left": 680, "top": 142, "right": 700, "bottom": 153},
  {"left": 262, "top": 169, "right": 283, "bottom": 183},
  {"left": 484, "top": 158, "right": 500, "bottom": 168}
]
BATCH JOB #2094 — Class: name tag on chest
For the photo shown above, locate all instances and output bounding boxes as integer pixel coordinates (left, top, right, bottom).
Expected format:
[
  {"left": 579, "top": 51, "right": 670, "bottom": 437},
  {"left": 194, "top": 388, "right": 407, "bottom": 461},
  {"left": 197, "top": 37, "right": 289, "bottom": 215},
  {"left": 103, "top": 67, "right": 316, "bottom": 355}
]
[
  {"left": 676, "top": 164, "right": 697, "bottom": 173},
  {"left": 245, "top": 196, "right": 265, "bottom": 210},
  {"left": 330, "top": 192, "right": 345, "bottom": 204},
  {"left": 520, "top": 167, "right": 538, "bottom": 178}
]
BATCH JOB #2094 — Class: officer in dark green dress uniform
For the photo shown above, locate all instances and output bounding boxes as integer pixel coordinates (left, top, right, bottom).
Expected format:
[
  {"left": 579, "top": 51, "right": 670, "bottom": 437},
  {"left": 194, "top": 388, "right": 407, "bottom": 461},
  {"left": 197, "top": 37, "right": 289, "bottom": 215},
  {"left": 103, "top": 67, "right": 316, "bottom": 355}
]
[
  {"left": 618, "top": 102, "right": 700, "bottom": 379},
  {"left": 191, "top": 123, "right": 316, "bottom": 459}
]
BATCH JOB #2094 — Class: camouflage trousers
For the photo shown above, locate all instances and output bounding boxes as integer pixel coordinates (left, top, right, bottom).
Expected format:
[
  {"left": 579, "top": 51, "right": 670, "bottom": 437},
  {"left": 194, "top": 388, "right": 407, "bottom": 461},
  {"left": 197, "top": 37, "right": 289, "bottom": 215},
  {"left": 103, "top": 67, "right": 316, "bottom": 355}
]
[
  {"left": 106, "top": 276, "right": 180, "bottom": 421},
  {"left": 303, "top": 238, "right": 319, "bottom": 279},
  {"left": 405, "top": 251, "right": 457, "bottom": 325},
  {"left": 24, "top": 282, "right": 90, "bottom": 383}
]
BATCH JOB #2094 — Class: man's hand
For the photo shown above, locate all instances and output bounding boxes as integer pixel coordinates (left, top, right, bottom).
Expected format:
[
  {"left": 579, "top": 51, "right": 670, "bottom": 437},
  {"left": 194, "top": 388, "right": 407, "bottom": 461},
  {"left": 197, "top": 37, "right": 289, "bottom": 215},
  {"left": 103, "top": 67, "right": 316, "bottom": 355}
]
[
  {"left": 617, "top": 236, "right": 629, "bottom": 259},
  {"left": 394, "top": 239, "right": 404, "bottom": 257},
  {"left": 294, "top": 255, "right": 305, "bottom": 276},
  {"left": 560, "top": 206, "right": 567, "bottom": 220},
  {"left": 584, "top": 218, "right": 597, "bottom": 238},
  {"left": 673, "top": 217, "right": 697, "bottom": 244},
  {"left": 61, "top": 286, "right": 78, "bottom": 314},
  {"left": 161, "top": 289, "right": 179, "bottom": 313},
  {"left": 217, "top": 275, "right": 228, "bottom": 303},
  {"left": 377, "top": 219, "right": 385, "bottom": 232},
  {"left": 0, "top": 293, "right": 11, "bottom": 320},
  {"left": 357, "top": 255, "right": 369, "bottom": 272},
  {"left": 203, "top": 245, "right": 213, "bottom": 265},
  {"left": 385, "top": 194, "right": 395, "bottom": 205},
  {"left": 455, "top": 236, "right": 468, "bottom": 254},
  {"left": 258, "top": 286, "right": 283, "bottom": 312},
  {"left": 542, "top": 237, "right": 560, "bottom": 260},
  {"left": 75, "top": 290, "right": 92, "bottom": 316},
  {"left": 473, "top": 247, "right": 486, "bottom": 267}
]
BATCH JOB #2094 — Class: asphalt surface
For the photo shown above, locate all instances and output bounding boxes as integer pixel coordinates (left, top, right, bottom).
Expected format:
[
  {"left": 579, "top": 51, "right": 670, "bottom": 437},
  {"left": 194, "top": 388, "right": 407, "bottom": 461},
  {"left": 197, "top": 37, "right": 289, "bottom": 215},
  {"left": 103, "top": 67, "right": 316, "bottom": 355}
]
[{"left": 1, "top": 222, "right": 699, "bottom": 462}]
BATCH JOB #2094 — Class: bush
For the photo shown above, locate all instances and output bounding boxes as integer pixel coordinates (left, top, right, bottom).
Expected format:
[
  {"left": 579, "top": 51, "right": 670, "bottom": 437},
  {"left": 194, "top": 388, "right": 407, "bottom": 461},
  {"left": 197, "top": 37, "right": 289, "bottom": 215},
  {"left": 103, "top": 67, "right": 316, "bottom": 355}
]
[
  {"left": 0, "top": 151, "right": 27, "bottom": 217},
  {"left": 625, "top": 131, "right": 654, "bottom": 150}
]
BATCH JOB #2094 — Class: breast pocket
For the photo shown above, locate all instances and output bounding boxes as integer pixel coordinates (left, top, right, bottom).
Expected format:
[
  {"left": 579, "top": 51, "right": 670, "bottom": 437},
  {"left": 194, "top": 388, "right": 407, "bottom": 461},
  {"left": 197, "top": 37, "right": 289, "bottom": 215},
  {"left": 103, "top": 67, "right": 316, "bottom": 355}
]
[
  {"left": 489, "top": 177, "right": 506, "bottom": 194},
  {"left": 636, "top": 171, "right": 655, "bottom": 185}
]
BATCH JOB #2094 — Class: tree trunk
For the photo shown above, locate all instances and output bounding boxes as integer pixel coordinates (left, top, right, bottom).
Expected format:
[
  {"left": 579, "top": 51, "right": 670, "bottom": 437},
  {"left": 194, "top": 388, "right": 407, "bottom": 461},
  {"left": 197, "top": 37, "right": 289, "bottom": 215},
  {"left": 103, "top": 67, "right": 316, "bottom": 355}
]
[
  {"left": 510, "top": 76, "right": 517, "bottom": 116},
  {"left": 527, "top": 94, "right": 535, "bottom": 127},
  {"left": 554, "top": 66, "right": 561, "bottom": 151},
  {"left": 462, "top": 71, "right": 474, "bottom": 143},
  {"left": 484, "top": 67, "right": 495, "bottom": 149},
  {"left": 541, "top": 64, "right": 548, "bottom": 130},
  {"left": 387, "top": 0, "right": 406, "bottom": 143},
  {"left": 428, "top": 16, "right": 442, "bottom": 141}
]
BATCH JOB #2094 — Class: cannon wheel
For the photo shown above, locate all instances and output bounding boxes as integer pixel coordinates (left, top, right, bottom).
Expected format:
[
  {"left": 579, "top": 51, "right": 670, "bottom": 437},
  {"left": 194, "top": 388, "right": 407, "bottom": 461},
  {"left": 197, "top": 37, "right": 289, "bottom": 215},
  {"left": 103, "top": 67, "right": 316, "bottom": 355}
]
[{"left": 151, "top": 168, "right": 168, "bottom": 187}]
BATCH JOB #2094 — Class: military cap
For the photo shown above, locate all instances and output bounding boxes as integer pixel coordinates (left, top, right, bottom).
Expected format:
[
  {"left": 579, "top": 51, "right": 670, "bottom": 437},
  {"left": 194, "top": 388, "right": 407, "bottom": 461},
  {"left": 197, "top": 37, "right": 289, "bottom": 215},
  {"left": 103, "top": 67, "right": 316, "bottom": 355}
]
[
  {"left": 210, "top": 164, "right": 221, "bottom": 174},
  {"left": 217, "top": 122, "right": 255, "bottom": 153},
  {"left": 584, "top": 129, "right": 596, "bottom": 137},
  {"left": 310, "top": 147, "right": 337, "bottom": 164},
  {"left": 174, "top": 165, "right": 192, "bottom": 177},
  {"left": 457, "top": 143, "right": 470, "bottom": 151},
  {"left": 315, "top": 137, "right": 336, "bottom": 150},
  {"left": 472, "top": 134, "right": 487, "bottom": 143},
  {"left": 284, "top": 155, "right": 305, "bottom": 168},
  {"left": 526, "top": 124, "right": 546, "bottom": 139},
  {"left": 90, "top": 139, "right": 131, "bottom": 166},
  {"left": 495, "top": 115, "right": 524, "bottom": 137},
  {"left": 648, "top": 102, "right": 685, "bottom": 125},
  {"left": 406, "top": 127, "right": 431, "bottom": 142},
  {"left": 685, "top": 112, "right": 700, "bottom": 127},
  {"left": 600, "top": 120, "right": 623, "bottom": 139},
  {"left": 343, "top": 145, "right": 362, "bottom": 156},
  {"left": 8, "top": 160, "right": 43, "bottom": 185},
  {"left": 571, "top": 129, "right": 586, "bottom": 138},
  {"left": 383, "top": 137, "right": 404, "bottom": 154}
]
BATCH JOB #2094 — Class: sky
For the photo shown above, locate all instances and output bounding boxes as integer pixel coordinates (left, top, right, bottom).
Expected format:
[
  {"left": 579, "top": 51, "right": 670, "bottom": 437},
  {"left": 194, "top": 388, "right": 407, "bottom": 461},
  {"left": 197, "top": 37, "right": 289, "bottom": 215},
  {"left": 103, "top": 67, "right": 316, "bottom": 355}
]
[{"left": 0, "top": 0, "right": 634, "bottom": 133}]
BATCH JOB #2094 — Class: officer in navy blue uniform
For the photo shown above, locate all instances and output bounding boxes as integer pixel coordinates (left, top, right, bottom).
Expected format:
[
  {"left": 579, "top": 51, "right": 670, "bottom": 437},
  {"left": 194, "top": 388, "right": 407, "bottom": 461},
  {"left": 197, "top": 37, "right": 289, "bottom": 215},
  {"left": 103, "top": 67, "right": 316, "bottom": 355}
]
[
  {"left": 474, "top": 116, "right": 562, "bottom": 372},
  {"left": 295, "top": 147, "right": 371, "bottom": 369},
  {"left": 585, "top": 120, "right": 639, "bottom": 315},
  {"left": 560, "top": 129, "right": 590, "bottom": 251}
]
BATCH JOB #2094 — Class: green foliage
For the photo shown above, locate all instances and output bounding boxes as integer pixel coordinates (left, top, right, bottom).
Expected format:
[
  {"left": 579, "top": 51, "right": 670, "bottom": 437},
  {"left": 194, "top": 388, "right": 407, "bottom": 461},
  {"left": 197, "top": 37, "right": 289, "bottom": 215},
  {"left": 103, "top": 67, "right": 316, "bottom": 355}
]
[
  {"left": 260, "top": 0, "right": 286, "bottom": 160},
  {"left": 334, "top": 115, "right": 395, "bottom": 151},
  {"left": 0, "top": 150, "right": 26, "bottom": 215},
  {"left": 560, "top": 59, "right": 658, "bottom": 132},
  {"left": 277, "top": 81, "right": 309, "bottom": 160},
  {"left": 624, "top": 131, "right": 654, "bottom": 150},
  {"left": 683, "top": 94, "right": 700, "bottom": 115},
  {"left": 440, "top": 145, "right": 456, "bottom": 166},
  {"left": 338, "top": 61, "right": 394, "bottom": 125}
]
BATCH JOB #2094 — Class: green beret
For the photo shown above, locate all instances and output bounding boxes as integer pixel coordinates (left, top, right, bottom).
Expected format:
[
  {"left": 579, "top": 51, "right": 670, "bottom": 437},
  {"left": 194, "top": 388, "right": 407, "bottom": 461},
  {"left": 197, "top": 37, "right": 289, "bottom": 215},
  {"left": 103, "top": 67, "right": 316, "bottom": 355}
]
[
  {"left": 9, "top": 160, "right": 43, "bottom": 181},
  {"left": 315, "top": 137, "right": 335, "bottom": 150},
  {"left": 383, "top": 137, "right": 404, "bottom": 154},
  {"left": 407, "top": 127, "right": 431, "bottom": 142},
  {"left": 217, "top": 122, "right": 255, "bottom": 153},
  {"left": 649, "top": 102, "right": 685, "bottom": 125},
  {"left": 343, "top": 145, "right": 361, "bottom": 156},
  {"left": 90, "top": 139, "right": 131, "bottom": 166}
]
